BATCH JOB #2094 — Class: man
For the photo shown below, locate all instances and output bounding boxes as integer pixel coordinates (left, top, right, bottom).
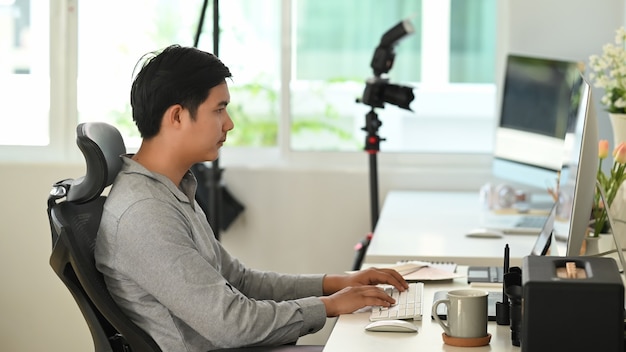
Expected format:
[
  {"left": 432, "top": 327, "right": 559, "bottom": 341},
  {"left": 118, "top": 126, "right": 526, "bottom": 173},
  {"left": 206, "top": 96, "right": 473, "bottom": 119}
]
[{"left": 95, "top": 44, "right": 407, "bottom": 352}]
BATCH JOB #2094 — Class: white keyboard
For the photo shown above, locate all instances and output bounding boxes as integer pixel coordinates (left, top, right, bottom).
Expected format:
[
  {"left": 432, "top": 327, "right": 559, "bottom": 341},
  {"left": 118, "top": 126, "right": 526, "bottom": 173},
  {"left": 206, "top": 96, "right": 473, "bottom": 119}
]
[{"left": 369, "top": 282, "right": 424, "bottom": 321}]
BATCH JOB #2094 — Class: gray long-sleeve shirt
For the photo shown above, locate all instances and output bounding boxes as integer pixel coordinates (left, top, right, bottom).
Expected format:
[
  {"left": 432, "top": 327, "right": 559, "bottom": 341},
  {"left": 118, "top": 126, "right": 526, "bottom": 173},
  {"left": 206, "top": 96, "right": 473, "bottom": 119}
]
[{"left": 95, "top": 156, "right": 327, "bottom": 351}]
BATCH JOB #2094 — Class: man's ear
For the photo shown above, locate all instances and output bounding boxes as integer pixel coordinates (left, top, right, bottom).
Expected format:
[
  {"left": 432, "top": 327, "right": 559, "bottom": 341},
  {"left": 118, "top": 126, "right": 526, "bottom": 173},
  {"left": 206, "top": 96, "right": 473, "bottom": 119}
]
[{"left": 162, "top": 104, "right": 184, "bottom": 130}]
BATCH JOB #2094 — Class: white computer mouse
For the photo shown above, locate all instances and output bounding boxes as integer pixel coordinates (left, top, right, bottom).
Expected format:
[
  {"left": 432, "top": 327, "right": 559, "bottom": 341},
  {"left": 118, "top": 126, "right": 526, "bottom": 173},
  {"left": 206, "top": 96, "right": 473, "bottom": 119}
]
[
  {"left": 364, "top": 319, "right": 418, "bottom": 333},
  {"left": 465, "top": 228, "right": 504, "bottom": 239}
]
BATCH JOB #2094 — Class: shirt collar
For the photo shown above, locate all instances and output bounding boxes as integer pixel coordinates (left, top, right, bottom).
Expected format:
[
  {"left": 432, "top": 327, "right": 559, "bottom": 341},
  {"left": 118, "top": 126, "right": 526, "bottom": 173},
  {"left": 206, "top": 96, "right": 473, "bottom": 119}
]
[{"left": 120, "top": 154, "right": 198, "bottom": 209}]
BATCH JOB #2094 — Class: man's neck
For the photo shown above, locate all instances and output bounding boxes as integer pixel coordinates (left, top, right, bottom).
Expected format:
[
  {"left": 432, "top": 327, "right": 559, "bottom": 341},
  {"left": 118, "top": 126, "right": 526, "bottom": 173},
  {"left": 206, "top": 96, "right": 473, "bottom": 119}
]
[{"left": 133, "top": 142, "right": 190, "bottom": 186}]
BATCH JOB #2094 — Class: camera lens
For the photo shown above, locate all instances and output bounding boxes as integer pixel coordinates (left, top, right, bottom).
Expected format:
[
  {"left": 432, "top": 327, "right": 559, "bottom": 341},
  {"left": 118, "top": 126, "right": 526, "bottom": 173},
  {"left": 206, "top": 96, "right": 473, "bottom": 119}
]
[{"left": 383, "top": 84, "right": 414, "bottom": 110}]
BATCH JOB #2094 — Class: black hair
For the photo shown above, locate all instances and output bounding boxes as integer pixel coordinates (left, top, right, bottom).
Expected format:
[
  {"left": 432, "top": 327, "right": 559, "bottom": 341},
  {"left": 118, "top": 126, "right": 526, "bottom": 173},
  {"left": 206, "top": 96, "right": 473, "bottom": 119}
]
[{"left": 130, "top": 44, "right": 232, "bottom": 139}]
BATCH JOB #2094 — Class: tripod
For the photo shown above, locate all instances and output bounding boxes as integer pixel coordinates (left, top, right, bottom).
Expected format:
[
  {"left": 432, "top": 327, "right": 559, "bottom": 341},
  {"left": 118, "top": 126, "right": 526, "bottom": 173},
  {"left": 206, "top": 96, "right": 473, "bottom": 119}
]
[
  {"left": 351, "top": 109, "right": 384, "bottom": 270},
  {"left": 349, "top": 18, "right": 416, "bottom": 270},
  {"left": 364, "top": 109, "right": 384, "bottom": 231}
]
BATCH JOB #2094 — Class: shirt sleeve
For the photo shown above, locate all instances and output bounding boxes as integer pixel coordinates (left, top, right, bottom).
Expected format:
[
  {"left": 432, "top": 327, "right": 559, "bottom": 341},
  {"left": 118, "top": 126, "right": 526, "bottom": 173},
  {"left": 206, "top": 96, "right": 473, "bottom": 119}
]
[
  {"left": 213, "top": 239, "right": 325, "bottom": 301},
  {"left": 111, "top": 198, "right": 327, "bottom": 347}
]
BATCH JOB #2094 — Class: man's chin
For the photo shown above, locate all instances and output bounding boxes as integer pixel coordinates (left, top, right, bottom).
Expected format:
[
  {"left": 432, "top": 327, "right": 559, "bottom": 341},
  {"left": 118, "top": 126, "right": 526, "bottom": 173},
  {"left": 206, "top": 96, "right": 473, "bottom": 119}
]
[{"left": 204, "top": 152, "right": 219, "bottom": 162}]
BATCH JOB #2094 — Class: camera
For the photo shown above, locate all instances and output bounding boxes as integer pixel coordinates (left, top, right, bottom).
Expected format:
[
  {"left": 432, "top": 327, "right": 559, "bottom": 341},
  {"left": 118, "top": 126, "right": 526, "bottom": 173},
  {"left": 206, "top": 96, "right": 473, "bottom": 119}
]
[
  {"left": 361, "top": 77, "right": 414, "bottom": 110},
  {"left": 359, "top": 19, "right": 415, "bottom": 111}
]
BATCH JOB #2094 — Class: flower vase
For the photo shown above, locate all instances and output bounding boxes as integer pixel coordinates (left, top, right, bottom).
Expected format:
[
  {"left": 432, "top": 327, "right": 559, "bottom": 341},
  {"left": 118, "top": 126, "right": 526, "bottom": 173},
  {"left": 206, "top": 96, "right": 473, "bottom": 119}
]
[
  {"left": 610, "top": 184, "right": 626, "bottom": 241},
  {"left": 583, "top": 235, "right": 601, "bottom": 256},
  {"left": 609, "top": 113, "right": 626, "bottom": 146}
]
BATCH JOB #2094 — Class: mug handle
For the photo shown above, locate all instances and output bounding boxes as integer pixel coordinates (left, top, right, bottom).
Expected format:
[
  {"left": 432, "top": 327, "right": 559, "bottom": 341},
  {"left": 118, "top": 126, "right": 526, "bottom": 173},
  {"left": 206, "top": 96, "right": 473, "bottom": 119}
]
[{"left": 431, "top": 298, "right": 451, "bottom": 336}]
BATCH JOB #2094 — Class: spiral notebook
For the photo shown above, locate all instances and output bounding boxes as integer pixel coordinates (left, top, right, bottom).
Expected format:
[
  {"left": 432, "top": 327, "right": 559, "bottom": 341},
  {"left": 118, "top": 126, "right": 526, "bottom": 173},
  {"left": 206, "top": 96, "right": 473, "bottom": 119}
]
[{"left": 391, "top": 261, "right": 461, "bottom": 281}]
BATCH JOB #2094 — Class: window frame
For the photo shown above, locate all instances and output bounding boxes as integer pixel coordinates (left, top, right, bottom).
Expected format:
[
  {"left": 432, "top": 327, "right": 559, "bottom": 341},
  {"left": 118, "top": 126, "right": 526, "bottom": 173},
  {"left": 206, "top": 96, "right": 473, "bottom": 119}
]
[{"left": 0, "top": 0, "right": 499, "bottom": 175}]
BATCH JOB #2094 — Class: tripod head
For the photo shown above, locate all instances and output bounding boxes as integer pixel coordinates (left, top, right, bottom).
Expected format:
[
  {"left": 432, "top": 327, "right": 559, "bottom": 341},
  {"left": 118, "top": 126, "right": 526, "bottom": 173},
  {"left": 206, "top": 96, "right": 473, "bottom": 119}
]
[{"left": 358, "top": 18, "right": 416, "bottom": 111}]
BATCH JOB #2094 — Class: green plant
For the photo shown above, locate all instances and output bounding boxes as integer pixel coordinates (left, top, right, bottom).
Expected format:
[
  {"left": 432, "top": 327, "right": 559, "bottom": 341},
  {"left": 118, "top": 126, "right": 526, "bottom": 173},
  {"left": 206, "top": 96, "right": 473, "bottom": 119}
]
[{"left": 228, "top": 80, "right": 360, "bottom": 149}]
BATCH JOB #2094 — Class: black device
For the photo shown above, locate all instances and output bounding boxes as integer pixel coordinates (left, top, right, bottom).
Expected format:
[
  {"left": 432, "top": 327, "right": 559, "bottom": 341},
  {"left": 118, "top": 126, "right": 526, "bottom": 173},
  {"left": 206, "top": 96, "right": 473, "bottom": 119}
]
[
  {"left": 504, "top": 266, "right": 523, "bottom": 346},
  {"left": 467, "top": 265, "right": 504, "bottom": 283},
  {"left": 521, "top": 256, "right": 624, "bottom": 352}
]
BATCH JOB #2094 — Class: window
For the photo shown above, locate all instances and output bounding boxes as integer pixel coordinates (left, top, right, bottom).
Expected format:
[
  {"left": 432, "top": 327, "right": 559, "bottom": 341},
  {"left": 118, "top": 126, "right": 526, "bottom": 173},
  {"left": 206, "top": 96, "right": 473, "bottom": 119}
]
[
  {"left": 290, "top": 0, "right": 496, "bottom": 152},
  {"left": 0, "top": 0, "right": 49, "bottom": 146},
  {"left": 77, "top": 0, "right": 208, "bottom": 147},
  {"left": 0, "top": 0, "right": 497, "bottom": 164}
]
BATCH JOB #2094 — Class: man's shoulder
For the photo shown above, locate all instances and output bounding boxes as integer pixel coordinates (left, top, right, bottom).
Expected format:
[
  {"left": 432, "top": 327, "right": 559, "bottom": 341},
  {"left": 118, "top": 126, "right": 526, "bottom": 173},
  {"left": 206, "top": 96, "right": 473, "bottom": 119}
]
[
  {"left": 98, "top": 173, "right": 179, "bottom": 249},
  {"left": 104, "top": 172, "right": 170, "bottom": 217}
]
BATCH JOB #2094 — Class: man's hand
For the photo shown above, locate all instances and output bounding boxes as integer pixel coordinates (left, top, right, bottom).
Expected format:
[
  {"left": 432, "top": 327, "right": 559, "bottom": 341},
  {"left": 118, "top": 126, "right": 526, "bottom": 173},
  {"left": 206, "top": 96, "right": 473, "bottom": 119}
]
[
  {"left": 319, "top": 267, "right": 409, "bottom": 317},
  {"left": 322, "top": 267, "right": 408, "bottom": 295},
  {"left": 319, "top": 285, "right": 396, "bottom": 317}
]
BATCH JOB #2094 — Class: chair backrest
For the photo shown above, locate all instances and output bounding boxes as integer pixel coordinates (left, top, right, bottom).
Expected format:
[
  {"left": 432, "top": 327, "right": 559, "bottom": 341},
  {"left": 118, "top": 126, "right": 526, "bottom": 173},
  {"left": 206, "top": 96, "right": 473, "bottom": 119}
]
[{"left": 47, "top": 122, "right": 162, "bottom": 352}]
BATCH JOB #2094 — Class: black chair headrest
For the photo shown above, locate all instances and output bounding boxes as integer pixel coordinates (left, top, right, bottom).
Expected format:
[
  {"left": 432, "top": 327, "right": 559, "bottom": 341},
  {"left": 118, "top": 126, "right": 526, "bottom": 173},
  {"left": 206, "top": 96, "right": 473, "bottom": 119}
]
[{"left": 65, "top": 122, "right": 126, "bottom": 204}]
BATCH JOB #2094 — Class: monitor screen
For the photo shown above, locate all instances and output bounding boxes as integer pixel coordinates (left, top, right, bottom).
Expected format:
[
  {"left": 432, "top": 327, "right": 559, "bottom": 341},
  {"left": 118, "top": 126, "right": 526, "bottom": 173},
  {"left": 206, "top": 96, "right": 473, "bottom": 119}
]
[
  {"left": 531, "top": 202, "right": 558, "bottom": 256},
  {"left": 553, "top": 73, "right": 598, "bottom": 256},
  {"left": 492, "top": 54, "right": 582, "bottom": 193}
]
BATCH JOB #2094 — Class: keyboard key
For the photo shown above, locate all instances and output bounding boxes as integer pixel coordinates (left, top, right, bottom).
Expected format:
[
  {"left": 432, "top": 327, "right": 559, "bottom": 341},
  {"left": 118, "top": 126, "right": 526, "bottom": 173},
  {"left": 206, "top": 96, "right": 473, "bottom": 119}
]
[
  {"left": 369, "top": 282, "right": 424, "bottom": 321},
  {"left": 515, "top": 215, "right": 547, "bottom": 228}
]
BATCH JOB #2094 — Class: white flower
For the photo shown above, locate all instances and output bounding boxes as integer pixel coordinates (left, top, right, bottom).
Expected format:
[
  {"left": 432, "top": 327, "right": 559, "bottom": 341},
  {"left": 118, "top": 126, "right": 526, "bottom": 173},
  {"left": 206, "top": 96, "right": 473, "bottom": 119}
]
[
  {"left": 589, "top": 26, "right": 626, "bottom": 113},
  {"left": 615, "top": 98, "right": 626, "bottom": 108}
]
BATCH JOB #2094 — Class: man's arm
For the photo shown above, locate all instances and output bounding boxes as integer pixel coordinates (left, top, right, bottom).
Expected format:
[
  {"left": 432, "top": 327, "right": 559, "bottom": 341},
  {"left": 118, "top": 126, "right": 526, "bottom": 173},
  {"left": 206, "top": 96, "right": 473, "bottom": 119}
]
[{"left": 108, "top": 199, "right": 327, "bottom": 348}]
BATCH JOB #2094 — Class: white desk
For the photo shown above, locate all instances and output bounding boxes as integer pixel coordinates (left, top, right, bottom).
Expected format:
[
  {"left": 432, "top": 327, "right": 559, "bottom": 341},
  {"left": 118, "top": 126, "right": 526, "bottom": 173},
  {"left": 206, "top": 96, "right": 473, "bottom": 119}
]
[
  {"left": 323, "top": 268, "right": 520, "bottom": 352},
  {"left": 365, "top": 190, "right": 562, "bottom": 267},
  {"left": 323, "top": 190, "right": 622, "bottom": 352}
]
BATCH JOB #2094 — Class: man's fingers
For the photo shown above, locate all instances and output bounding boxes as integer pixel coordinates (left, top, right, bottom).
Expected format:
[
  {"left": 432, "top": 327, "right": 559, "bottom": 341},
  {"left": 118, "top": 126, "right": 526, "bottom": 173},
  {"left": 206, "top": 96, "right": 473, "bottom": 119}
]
[
  {"left": 373, "top": 268, "right": 409, "bottom": 290},
  {"left": 363, "top": 286, "right": 396, "bottom": 305}
]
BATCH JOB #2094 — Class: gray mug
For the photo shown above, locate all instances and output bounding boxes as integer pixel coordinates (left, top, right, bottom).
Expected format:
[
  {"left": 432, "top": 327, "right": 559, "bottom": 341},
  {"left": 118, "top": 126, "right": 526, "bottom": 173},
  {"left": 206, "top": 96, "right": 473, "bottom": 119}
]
[{"left": 431, "top": 289, "right": 488, "bottom": 338}]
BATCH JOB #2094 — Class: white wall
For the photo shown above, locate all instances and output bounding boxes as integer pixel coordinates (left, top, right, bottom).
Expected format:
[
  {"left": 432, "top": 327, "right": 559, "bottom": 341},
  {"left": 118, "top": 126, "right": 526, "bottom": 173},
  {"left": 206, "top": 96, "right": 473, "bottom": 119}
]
[
  {"left": 1, "top": 1, "right": 625, "bottom": 350},
  {"left": 501, "top": 0, "right": 626, "bottom": 143}
]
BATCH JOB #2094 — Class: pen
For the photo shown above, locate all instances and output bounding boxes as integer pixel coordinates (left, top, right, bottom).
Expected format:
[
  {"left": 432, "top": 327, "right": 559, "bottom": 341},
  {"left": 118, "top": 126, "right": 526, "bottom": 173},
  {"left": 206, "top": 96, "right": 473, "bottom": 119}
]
[{"left": 503, "top": 244, "right": 510, "bottom": 304}]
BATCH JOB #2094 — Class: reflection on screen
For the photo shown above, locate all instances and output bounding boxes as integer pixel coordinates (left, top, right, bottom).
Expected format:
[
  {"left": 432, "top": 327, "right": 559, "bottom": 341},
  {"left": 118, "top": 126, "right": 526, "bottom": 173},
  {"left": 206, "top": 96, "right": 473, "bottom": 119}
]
[
  {"left": 500, "top": 55, "right": 579, "bottom": 138},
  {"left": 492, "top": 54, "right": 582, "bottom": 191}
]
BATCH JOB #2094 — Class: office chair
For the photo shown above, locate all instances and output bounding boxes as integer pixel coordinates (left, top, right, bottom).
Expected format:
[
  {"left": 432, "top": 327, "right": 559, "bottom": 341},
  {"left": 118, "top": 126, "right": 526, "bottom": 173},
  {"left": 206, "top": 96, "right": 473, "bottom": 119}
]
[
  {"left": 47, "top": 122, "right": 162, "bottom": 352},
  {"left": 47, "top": 122, "right": 323, "bottom": 352}
]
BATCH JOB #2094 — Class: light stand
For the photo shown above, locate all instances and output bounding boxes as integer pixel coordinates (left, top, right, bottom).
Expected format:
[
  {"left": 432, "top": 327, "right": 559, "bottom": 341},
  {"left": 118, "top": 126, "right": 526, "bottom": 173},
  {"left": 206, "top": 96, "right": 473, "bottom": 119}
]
[{"left": 351, "top": 19, "right": 415, "bottom": 270}]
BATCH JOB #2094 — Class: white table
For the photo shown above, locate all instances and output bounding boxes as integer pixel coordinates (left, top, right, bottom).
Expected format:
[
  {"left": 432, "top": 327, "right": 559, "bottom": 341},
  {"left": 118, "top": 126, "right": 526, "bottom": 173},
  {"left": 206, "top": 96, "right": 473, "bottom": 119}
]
[{"left": 365, "top": 190, "right": 564, "bottom": 267}]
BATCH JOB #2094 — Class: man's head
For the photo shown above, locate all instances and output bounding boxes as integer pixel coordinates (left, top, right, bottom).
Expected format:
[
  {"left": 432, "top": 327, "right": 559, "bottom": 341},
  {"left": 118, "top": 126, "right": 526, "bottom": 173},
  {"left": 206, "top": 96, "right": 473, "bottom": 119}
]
[{"left": 130, "top": 45, "right": 233, "bottom": 139}]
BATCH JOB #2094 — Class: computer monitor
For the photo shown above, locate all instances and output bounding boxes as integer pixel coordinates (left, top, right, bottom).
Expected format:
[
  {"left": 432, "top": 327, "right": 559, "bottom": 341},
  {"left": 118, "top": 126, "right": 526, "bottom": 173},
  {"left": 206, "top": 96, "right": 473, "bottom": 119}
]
[
  {"left": 554, "top": 73, "right": 599, "bottom": 256},
  {"left": 492, "top": 54, "right": 582, "bottom": 195},
  {"left": 531, "top": 201, "right": 558, "bottom": 256}
]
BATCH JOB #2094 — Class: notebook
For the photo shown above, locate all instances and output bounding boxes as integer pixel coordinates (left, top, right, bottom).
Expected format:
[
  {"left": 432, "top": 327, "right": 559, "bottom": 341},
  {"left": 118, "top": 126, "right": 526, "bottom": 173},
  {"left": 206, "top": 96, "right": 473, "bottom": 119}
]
[{"left": 389, "top": 261, "right": 462, "bottom": 281}]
